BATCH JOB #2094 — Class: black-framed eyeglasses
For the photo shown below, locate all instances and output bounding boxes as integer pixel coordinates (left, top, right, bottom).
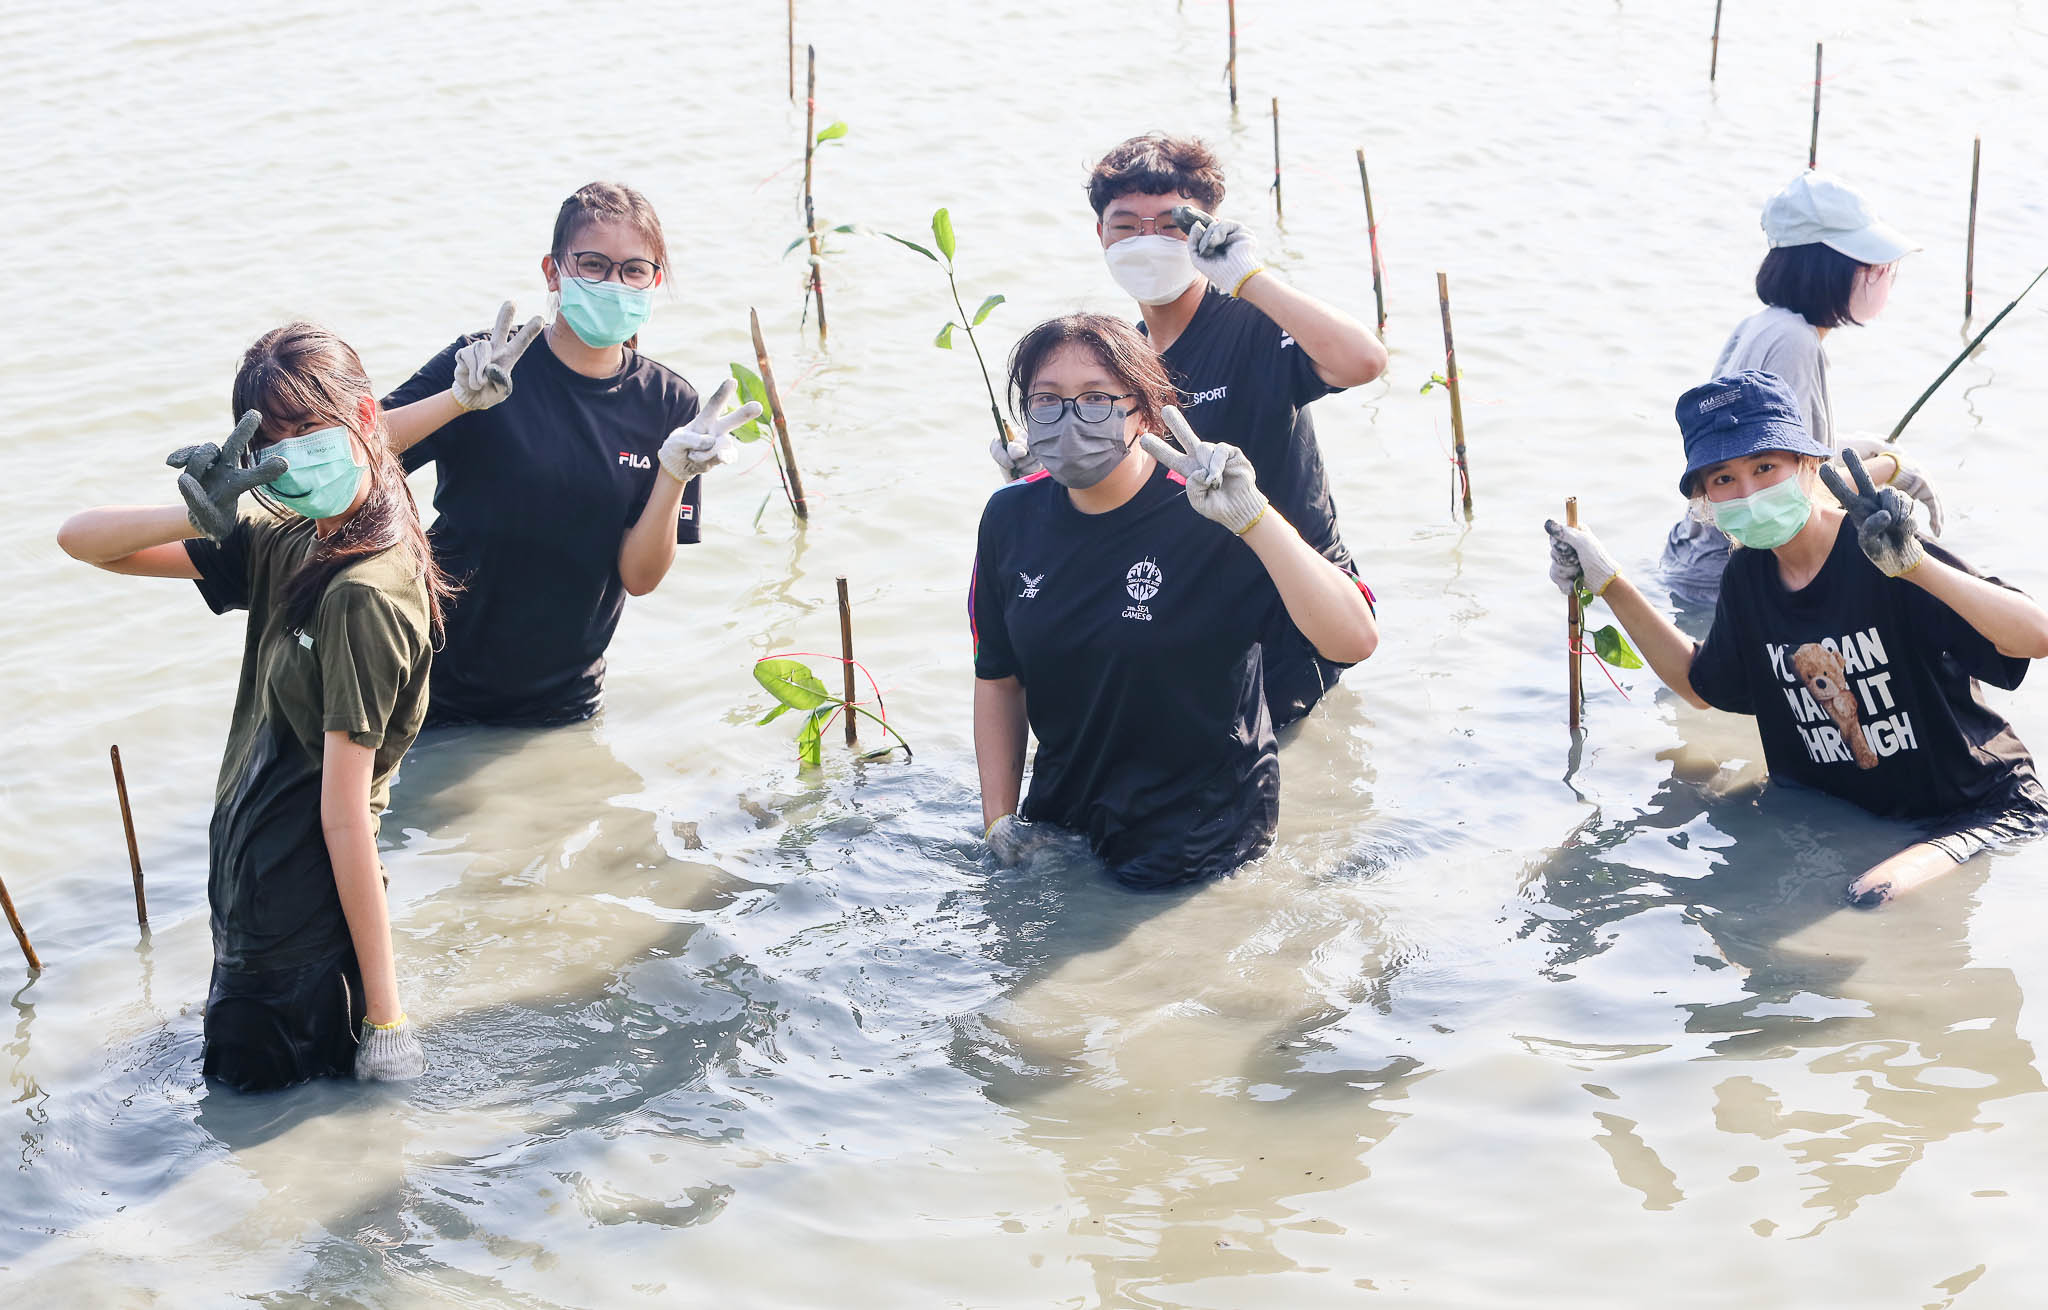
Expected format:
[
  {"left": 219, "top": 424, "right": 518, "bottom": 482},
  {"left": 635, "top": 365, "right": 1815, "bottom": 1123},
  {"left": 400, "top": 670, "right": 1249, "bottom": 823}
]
[
  {"left": 559, "top": 249, "right": 663, "bottom": 290},
  {"left": 1101, "top": 214, "right": 1186, "bottom": 240},
  {"left": 1026, "top": 391, "right": 1134, "bottom": 426}
]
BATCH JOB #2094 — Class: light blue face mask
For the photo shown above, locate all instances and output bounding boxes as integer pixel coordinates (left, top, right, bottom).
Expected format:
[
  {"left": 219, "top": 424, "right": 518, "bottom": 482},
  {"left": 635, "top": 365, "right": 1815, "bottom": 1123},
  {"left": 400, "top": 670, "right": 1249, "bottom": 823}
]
[
  {"left": 264, "top": 426, "right": 366, "bottom": 520},
  {"left": 1712, "top": 473, "right": 1813, "bottom": 550},
  {"left": 556, "top": 274, "right": 654, "bottom": 348}
]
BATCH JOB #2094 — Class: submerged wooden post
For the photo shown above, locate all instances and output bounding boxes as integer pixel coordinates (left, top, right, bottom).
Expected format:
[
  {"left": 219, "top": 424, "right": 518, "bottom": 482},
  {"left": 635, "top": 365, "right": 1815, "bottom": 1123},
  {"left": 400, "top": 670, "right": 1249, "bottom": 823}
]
[
  {"left": 1, "top": 873, "right": 39, "bottom": 973},
  {"left": 1964, "top": 135, "right": 1981, "bottom": 320},
  {"left": 836, "top": 577, "right": 858, "bottom": 747},
  {"left": 1270, "top": 97, "right": 1283, "bottom": 224},
  {"left": 1437, "top": 272, "right": 1473, "bottom": 518},
  {"left": 749, "top": 308, "right": 810, "bottom": 520},
  {"left": 1226, "top": 0, "right": 1238, "bottom": 110},
  {"left": 1709, "top": 0, "right": 1723, "bottom": 80},
  {"left": 111, "top": 746, "right": 146, "bottom": 928},
  {"left": 1356, "top": 147, "right": 1386, "bottom": 334},
  {"left": 802, "top": 44, "right": 828, "bottom": 342},
  {"left": 1566, "top": 499, "right": 1584, "bottom": 732},
  {"left": 1808, "top": 43, "right": 1822, "bottom": 169}
]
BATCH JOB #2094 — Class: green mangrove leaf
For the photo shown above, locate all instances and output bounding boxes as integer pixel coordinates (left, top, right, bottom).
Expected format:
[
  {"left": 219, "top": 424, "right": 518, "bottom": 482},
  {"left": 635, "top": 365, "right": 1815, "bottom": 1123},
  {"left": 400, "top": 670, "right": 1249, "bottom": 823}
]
[
  {"left": 932, "top": 207, "right": 956, "bottom": 262},
  {"left": 1420, "top": 371, "right": 1448, "bottom": 395},
  {"left": 815, "top": 121, "right": 848, "bottom": 144},
  {"left": 881, "top": 231, "right": 938, "bottom": 262},
  {"left": 797, "top": 707, "right": 829, "bottom": 766},
  {"left": 934, "top": 321, "right": 955, "bottom": 349},
  {"left": 1592, "top": 624, "right": 1644, "bottom": 670},
  {"left": 1575, "top": 584, "right": 1596, "bottom": 611},
  {"left": 757, "top": 703, "right": 792, "bottom": 725},
  {"left": 729, "top": 363, "right": 772, "bottom": 442},
  {"left": 754, "top": 658, "right": 834, "bottom": 711},
  {"left": 972, "top": 293, "right": 1005, "bottom": 326}
]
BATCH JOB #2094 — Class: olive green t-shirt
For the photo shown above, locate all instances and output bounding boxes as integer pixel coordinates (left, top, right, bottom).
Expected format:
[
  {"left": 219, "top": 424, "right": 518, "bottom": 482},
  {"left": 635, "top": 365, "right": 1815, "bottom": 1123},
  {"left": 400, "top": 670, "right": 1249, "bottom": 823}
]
[{"left": 186, "top": 510, "right": 433, "bottom": 971}]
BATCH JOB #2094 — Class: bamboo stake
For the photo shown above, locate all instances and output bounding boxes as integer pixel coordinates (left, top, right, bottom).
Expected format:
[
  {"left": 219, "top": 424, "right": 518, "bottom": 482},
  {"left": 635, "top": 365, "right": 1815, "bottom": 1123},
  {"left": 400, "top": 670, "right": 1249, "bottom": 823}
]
[
  {"left": 802, "top": 45, "right": 828, "bottom": 342},
  {"left": 836, "top": 577, "right": 858, "bottom": 747},
  {"left": 1888, "top": 263, "right": 2048, "bottom": 442},
  {"left": 1437, "top": 272, "right": 1473, "bottom": 518},
  {"left": 1709, "top": 0, "right": 1723, "bottom": 81},
  {"left": 787, "top": 0, "right": 795, "bottom": 101},
  {"left": 1227, "top": 0, "right": 1238, "bottom": 110},
  {"left": 111, "top": 745, "right": 145, "bottom": 928},
  {"left": 1356, "top": 147, "right": 1386, "bottom": 334},
  {"left": 1964, "top": 136, "right": 1981, "bottom": 320},
  {"left": 1566, "top": 499, "right": 1584, "bottom": 732},
  {"left": 1270, "top": 97, "right": 1283, "bottom": 224},
  {"left": 749, "top": 308, "right": 810, "bottom": 520},
  {"left": 1808, "top": 43, "right": 1822, "bottom": 169},
  {"left": 1, "top": 873, "right": 39, "bottom": 973}
]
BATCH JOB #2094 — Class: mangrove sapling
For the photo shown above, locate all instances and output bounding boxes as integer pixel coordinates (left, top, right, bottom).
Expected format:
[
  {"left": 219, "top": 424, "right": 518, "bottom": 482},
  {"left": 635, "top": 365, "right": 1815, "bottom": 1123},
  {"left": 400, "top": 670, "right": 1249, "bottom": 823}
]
[
  {"left": 796, "top": 45, "right": 851, "bottom": 340},
  {"left": 736, "top": 308, "right": 810, "bottom": 520},
  {"left": 881, "top": 208, "right": 1014, "bottom": 448},
  {"left": 754, "top": 657, "right": 912, "bottom": 767}
]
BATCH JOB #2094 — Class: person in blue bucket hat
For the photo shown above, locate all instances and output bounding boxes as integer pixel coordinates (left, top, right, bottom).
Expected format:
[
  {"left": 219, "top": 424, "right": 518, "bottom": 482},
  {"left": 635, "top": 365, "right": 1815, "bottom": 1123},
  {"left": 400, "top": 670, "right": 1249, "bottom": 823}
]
[{"left": 1546, "top": 371, "right": 2048, "bottom": 907}]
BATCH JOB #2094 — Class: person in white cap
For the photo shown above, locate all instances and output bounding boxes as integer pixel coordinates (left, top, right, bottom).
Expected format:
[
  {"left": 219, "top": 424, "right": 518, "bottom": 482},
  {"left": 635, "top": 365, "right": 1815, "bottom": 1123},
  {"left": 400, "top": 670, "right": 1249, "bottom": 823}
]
[{"left": 1661, "top": 170, "right": 1945, "bottom": 607}]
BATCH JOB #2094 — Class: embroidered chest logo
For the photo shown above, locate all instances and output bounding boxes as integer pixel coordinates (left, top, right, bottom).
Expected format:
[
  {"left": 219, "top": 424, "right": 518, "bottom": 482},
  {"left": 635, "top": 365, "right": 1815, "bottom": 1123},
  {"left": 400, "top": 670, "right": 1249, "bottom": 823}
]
[
  {"left": 618, "top": 451, "right": 653, "bottom": 469},
  {"left": 1122, "top": 558, "right": 1163, "bottom": 621},
  {"left": 1018, "top": 571, "right": 1044, "bottom": 599}
]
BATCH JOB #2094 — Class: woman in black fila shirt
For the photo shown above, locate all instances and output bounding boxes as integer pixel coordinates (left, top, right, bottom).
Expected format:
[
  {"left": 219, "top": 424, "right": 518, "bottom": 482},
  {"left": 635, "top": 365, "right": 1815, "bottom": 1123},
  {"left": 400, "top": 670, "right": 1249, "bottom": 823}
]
[
  {"left": 1548, "top": 370, "right": 2048, "bottom": 906},
  {"left": 971, "top": 314, "right": 1378, "bottom": 889}
]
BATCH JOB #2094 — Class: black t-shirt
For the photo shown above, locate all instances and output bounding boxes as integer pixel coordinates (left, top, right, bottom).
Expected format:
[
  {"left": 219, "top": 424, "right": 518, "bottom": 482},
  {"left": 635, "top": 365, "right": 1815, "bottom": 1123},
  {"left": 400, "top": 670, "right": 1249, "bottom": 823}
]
[
  {"left": 1147, "top": 286, "right": 1361, "bottom": 724},
  {"left": 1689, "top": 519, "right": 2036, "bottom": 819},
  {"left": 972, "top": 465, "right": 1283, "bottom": 888},
  {"left": 385, "top": 332, "right": 701, "bottom": 724}
]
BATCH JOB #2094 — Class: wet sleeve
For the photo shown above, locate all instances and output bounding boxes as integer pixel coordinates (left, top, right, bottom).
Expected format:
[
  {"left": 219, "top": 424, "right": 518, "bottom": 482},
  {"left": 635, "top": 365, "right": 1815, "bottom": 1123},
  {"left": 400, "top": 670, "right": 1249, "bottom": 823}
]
[
  {"left": 971, "top": 515, "right": 1017, "bottom": 681},
  {"left": 382, "top": 337, "right": 470, "bottom": 472},
  {"left": 314, "top": 583, "right": 425, "bottom": 749},
  {"left": 1686, "top": 589, "right": 1754, "bottom": 715},
  {"left": 183, "top": 512, "right": 266, "bottom": 614},
  {"left": 1905, "top": 542, "right": 2031, "bottom": 691}
]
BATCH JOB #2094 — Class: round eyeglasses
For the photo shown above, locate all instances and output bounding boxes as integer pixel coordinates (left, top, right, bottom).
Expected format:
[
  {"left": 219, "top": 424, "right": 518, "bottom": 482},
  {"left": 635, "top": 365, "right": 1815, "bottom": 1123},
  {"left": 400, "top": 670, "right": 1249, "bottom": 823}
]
[
  {"left": 1026, "top": 391, "right": 1134, "bottom": 426},
  {"left": 559, "top": 250, "right": 663, "bottom": 290}
]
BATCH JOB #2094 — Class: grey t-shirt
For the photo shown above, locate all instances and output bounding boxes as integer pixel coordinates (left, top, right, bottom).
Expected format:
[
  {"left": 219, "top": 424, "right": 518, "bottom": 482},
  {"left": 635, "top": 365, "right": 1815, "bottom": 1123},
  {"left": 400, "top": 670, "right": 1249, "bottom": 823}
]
[{"left": 1661, "top": 307, "right": 1833, "bottom": 604}]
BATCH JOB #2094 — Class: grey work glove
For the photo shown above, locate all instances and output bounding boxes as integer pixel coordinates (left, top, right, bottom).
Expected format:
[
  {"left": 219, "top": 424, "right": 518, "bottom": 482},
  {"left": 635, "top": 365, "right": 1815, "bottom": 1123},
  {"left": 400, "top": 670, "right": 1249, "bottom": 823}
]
[
  {"left": 1138, "top": 406, "right": 1270, "bottom": 535},
  {"left": 452, "top": 301, "right": 545, "bottom": 411},
  {"left": 1836, "top": 435, "right": 1945, "bottom": 536},
  {"left": 1172, "top": 204, "right": 1269, "bottom": 298},
  {"left": 990, "top": 431, "right": 1044, "bottom": 482},
  {"left": 1543, "top": 518, "right": 1621, "bottom": 599},
  {"left": 985, "top": 814, "right": 1045, "bottom": 867},
  {"left": 355, "top": 1015, "right": 427, "bottom": 1081},
  {"left": 657, "top": 379, "right": 763, "bottom": 486},
  {"left": 1820, "top": 448, "right": 1926, "bottom": 578},
  {"left": 166, "top": 410, "right": 287, "bottom": 541}
]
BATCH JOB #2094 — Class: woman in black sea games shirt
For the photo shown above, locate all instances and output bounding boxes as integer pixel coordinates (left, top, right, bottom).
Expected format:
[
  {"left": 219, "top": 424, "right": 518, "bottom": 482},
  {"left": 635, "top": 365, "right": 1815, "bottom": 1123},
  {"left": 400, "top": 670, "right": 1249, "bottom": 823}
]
[
  {"left": 973, "top": 315, "right": 1379, "bottom": 889},
  {"left": 381, "top": 181, "right": 758, "bottom": 725},
  {"left": 1547, "top": 370, "right": 2048, "bottom": 907},
  {"left": 56, "top": 324, "right": 451, "bottom": 1089}
]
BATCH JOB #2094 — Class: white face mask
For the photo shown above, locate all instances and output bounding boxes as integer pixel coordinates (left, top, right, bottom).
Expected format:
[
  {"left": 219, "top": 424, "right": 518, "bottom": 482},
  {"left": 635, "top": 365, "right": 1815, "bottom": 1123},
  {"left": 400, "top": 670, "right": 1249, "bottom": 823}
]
[{"left": 1104, "top": 235, "right": 1198, "bottom": 306}]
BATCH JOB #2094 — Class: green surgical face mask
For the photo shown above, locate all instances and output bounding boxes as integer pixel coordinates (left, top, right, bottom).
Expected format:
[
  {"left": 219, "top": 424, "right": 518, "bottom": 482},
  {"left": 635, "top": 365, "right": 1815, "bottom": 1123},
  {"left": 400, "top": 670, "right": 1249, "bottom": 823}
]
[
  {"left": 265, "top": 426, "right": 366, "bottom": 520},
  {"left": 1711, "top": 473, "right": 1812, "bottom": 550}
]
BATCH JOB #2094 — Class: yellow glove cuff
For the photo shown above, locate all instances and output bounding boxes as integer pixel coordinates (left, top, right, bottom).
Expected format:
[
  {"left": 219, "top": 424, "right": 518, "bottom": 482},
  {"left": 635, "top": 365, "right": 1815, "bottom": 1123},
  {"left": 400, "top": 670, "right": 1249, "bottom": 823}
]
[
  {"left": 1229, "top": 267, "right": 1267, "bottom": 298},
  {"left": 368, "top": 1012, "right": 409, "bottom": 1032},
  {"left": 984, "top": 815, "right": 1011, "bottom": 840},
  {"left": 1233, "top": 505, "right": 1269, "bottom": 536}
]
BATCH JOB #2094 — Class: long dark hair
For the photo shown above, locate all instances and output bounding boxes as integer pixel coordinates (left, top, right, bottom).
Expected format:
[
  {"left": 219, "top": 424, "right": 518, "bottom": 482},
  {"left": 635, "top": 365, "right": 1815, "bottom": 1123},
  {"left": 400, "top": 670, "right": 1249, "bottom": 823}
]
[
  {"left": 231, "top": 323, "right": 455, "bottom": 642},
  {"left": 1006, "top": 314, "right": 1179, "bottom": 435},
  {"left": 552, "top": 181, "right": 670, "bottom": 351}
]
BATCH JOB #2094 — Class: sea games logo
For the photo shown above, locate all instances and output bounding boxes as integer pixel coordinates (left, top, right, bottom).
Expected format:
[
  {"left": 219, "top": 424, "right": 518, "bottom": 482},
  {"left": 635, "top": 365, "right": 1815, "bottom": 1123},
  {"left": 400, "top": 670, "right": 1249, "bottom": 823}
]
[{"left": 1122, "top": 558, "right": 1162, "bottom": 621}]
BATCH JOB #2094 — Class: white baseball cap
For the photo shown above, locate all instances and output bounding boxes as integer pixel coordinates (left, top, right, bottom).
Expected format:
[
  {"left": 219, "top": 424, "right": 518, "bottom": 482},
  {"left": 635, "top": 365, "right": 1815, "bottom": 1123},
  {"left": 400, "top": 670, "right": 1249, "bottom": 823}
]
[{"left": 1760, "top": 170, "right": 1919, "bottom": 265}]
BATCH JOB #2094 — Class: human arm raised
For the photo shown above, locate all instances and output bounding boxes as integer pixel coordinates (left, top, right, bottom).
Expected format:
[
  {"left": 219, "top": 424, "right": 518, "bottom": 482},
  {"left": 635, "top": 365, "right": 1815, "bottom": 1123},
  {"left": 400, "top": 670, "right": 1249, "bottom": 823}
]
[
  {"left": 617, "top": 380, "right": 761, "bottom": 596},
  {"left": 381, "top": 302, "right": 544, "bottom": 455}
]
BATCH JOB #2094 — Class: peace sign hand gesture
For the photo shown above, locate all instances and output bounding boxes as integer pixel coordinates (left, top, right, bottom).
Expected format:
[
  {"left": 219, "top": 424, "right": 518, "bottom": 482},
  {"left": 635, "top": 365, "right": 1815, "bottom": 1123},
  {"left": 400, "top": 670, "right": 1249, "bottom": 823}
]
[
  {"left": 166, "top": 410, "right": 287, "bottom": 541},
  {"left": 657, "top": 379, "right": 764, "bottom": 486},
  {"left": 1819, "top": 447, "right": 1926, "bottom": 578},
  {"left": 1137, "top": 405, "right": 1270, "bottom": 535},
  {"left": 451, "top": 301, "right": 545, "bottom": 412}
]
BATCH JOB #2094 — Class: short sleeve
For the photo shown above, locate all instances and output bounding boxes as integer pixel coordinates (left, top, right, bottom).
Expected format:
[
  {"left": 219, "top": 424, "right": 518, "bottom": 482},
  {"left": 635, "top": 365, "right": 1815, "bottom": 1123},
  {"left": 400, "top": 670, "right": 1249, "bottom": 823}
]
[
  {"left": 1906, "top": 542, "right": 2031, "bottom": 691},
  {"left": 970, "top": 518, "right": 1017, "bottom": 681},
  {"left": 382, "top": 337, "right": 469, "bottom": 471},
  {"left": 1283, "top": 324, "right": 1341, "bottom": 408},
  {"left": 314, "top": 583, "right": 424, "bottom": 749},
  {"left": 184, "top": 510, "right": 282, "bottom": 614},
  {"left": 1687, "top": 587, "right": 1754, "bottom": 714}
]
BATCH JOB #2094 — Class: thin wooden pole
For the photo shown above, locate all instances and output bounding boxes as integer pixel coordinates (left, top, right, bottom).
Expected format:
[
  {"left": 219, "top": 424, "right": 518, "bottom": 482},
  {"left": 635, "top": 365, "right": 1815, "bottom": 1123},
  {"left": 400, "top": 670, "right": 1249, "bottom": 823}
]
[
  {"left": 787, "top": 0, "right": 795, "bottom": 101},
  {"left": 1356, "top": 147, "right": 1386, "bottom": 334},
  {"left": 0, "top": 873, "right": 39, "bottom": 973},
  {"left": 1437, "top": 272, "right": 1473, "bottom": 518},
  {"left": 1888, "top": 263, "right": 2048, "bottom": 441},
  {"left": 1808, "top": 42, "right": 1822, "bottom": 169},
  {"left": 749, "top": 308, "right": 810, "bottom": 520},
  {"left": 1964, "top": 135, "right": 1981, "bottom": 320},
  {"left": 1227, "top": 0, "right": 1238, "bottom": 110},
  {"left": 803, "top": 45, "right": 828, "bottom": 342},
  {"left": 836, "top": 577, "right": 858, "bottom": 747},
  {"left": 1566, "top": 499, "right": 1584, "bottom": 732},
  {"left": 111, "top": 745, "right": 146, "bottom": 928},
  {"left": 1709, "top": 0, "right": 1723, "bottom": 80},
  {"left": 1270, "top": 97, "right": 1283, "bottom": 224}
]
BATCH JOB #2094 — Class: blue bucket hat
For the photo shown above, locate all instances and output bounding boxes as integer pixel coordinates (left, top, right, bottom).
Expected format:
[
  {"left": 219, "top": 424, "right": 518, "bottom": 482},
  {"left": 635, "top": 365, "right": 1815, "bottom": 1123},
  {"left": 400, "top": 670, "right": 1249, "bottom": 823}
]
[{"left": 1675, "top": 371, "right": 1830, "bottom": 495}]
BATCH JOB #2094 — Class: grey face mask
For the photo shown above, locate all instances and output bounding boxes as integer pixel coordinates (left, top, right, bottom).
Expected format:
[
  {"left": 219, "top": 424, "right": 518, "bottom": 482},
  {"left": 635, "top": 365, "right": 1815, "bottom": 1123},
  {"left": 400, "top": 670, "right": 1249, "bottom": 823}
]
[{"left": 1027, "top": 405, "right": 1135, "bottom": 490}]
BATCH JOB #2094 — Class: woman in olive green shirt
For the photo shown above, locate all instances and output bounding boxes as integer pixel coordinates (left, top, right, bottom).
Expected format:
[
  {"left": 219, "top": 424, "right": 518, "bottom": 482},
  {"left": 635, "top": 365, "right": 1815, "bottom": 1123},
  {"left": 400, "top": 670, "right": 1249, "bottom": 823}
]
[{"left": 58, "top": 323, "right": 454, "bottom": 1092}]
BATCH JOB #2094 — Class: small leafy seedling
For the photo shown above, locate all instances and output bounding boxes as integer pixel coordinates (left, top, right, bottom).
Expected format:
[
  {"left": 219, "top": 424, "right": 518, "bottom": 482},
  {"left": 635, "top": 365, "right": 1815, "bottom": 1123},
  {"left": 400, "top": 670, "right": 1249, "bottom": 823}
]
[
  {"left": 1419, "top": 372, "right": 1451, "bottom": 394},
  {"left": 1575, "top": 585, "right": 1644, "bottom": 670},
  {"left": 881, "top": 208, "right": 1013, "bottom": 448},
  {"left": 754, "top": 657, "right": 913, "bottom": 767}
]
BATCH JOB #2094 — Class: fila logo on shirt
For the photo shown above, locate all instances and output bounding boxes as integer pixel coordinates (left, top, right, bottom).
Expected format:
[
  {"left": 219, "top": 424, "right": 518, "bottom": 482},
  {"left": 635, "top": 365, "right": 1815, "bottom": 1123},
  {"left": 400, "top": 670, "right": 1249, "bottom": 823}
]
[
  {"left": 1018, "top": 572, "right": 1043, "bottom": 599},
  {"left": 1122, "top": 558, "right": 1163, "bottom": 621},
  {"left": 618, "top": 451, "right": 653, "bottom": 469}
]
